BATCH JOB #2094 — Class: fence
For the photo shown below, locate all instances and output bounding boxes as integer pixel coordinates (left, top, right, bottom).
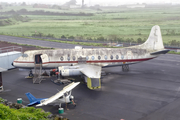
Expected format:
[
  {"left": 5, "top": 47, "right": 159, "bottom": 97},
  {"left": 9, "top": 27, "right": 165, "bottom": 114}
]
[{"left": 0, "top": 46, "right": 22, "bottom": 54}]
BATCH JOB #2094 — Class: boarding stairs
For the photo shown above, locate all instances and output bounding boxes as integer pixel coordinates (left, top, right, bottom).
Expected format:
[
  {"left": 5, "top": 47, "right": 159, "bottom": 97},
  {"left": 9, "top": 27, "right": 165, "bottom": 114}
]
[{"left": 33, "top": 64, "right": 43, "bottom": 84}]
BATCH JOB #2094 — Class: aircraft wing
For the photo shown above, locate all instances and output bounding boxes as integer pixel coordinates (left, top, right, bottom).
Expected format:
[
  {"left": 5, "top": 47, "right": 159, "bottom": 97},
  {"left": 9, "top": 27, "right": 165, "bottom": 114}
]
[
  {"left": 36, "top": 82, "right": 80, "bottom": 107},
  {"left": 79, "top": 64, "right": 102, "bottom": 78}
]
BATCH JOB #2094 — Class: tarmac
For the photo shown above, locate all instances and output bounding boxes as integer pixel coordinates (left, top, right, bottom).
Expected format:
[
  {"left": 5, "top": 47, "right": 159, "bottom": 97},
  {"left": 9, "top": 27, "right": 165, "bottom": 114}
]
[{"left": 0, "top": 35, "right": 180, "bottom": 120}]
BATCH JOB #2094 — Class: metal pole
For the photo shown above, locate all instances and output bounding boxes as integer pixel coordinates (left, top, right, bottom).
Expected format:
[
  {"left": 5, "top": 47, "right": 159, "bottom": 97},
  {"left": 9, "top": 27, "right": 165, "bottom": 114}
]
[{"left": 0, "top": 72, "right": 3, "bottom": 91}]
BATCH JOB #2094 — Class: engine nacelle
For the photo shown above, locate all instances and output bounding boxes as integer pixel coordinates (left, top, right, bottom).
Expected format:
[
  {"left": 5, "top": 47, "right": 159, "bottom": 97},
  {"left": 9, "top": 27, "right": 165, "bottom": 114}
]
[{"left": 61, "top": 69, "right": 82, "bottom": 76}]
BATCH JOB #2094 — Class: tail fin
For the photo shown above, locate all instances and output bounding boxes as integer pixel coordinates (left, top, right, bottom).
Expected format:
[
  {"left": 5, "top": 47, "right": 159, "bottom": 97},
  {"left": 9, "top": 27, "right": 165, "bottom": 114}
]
[
  {"left": 141, "top": 25, "right": 164, "bottom": 51},
  {"left": 25, "top": 92, "right": 37, "bottom": 103}
]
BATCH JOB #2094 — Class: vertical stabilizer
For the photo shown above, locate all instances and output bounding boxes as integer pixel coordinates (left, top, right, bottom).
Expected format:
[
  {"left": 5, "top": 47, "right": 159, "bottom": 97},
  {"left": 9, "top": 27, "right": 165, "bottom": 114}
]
[
  {"left": 25, "top": 92, "right": 37, "bottom": 103},
  {"left": 141, "top": 25, "right": 164, "bottom": 51}
]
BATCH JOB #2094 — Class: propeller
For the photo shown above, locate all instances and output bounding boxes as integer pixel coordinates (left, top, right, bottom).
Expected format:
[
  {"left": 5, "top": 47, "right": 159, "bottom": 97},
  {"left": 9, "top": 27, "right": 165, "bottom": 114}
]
[{"left": 69, "top": 95, "right": 74, "bottom": 101}]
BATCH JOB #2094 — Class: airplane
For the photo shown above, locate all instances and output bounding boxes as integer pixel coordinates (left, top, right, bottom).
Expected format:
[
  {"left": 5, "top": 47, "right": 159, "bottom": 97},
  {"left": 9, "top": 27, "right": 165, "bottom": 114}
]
[
  {"left": 12, "top": 25, "right": 169, "bottom": 89},
  {"left": 25, "top": 82, "right": 80, "bottom": 107}
]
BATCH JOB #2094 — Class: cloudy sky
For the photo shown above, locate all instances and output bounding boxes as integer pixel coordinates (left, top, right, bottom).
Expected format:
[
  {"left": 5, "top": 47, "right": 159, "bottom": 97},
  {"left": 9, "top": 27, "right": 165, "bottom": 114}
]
[{"left": 0, "top": 0, "right": 176, "bottom": 5}]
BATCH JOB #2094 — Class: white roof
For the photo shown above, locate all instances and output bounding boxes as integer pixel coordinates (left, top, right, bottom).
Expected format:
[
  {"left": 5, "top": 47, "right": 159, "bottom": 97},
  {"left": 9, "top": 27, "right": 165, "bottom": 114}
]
[
  {"left": 0, "top": 51, "right": 22, "bottom": 57},
  {"left": 0, "top": 67, "right": 7, "bottom": 72}
]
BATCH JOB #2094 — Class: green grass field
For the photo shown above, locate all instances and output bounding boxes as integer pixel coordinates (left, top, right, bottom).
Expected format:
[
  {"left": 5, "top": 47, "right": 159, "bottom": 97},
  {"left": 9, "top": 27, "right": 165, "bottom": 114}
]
[{"left": 0, "top": 6, "right": 180, "bottom": 44}]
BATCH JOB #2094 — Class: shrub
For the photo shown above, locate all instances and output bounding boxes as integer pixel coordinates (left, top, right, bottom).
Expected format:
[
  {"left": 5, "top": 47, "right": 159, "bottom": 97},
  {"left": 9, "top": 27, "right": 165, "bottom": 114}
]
[
  {"left": 97, "top": 36, "right": 105, "bottom": 41},
  {"left": 116, "top": 37, "right": 124, "bottom": 42},
  {"left": 61, "top": 35, "right": 66, "bottom": 39},
  {"left": 68, "top": 35, "right": 75, "bottom": 39},
  {"left": 169, "top": 40, "right": 180, "bottom": 46},
  {"left": 137, "top": 38, "right": 143, "bottom": 43},
  {"left": 32, "top": 32, "right": 44, "bottom": 37},
  {"left": 0, "top": 103, "right": 50, "bottom": 120},
  {"left": 46, "top": 33, "right": 54, "bottom": 38}
]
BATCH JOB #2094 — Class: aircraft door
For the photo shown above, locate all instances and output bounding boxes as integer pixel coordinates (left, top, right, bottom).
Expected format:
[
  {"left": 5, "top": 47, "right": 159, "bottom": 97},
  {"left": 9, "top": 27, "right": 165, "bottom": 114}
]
[
  {"left": 78, "top": 56, "right": 86, "bottom": 64},
  {"left": 35, "top": 54, "right": 42, "bottom": 64},
  {"left": 40, "top": 54, "right": 49, "bottom": 66}
]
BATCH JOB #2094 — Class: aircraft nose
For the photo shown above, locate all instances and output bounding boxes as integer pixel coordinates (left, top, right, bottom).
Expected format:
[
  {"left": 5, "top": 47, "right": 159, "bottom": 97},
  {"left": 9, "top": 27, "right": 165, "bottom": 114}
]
[
  {"left": 12, "top": 62, "right": 14, "bottom": 66},
  {"left": 69, "top": 95, "right": 74, "bottom": 101}
]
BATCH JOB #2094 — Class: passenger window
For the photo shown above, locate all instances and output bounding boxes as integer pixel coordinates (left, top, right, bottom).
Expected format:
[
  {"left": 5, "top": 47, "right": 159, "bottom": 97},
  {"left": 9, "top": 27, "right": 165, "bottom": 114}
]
[
  {"left": 116, "top": 55, "right": 119, "bottom": 60},
  {"left": 104, "top": 55, "right": 107, "bottom": 60},
  {"left": 73, "top": 56, "right": 76, "bottom": 61},
  {"left": 67, "top": 56, "right": 70, "bottom": 61},
  {"left": 110, "top": 55, "right": 113, "bottom": 60},
  {"left": 22, "top": 54, "right": 28, "bottom": 57},
  {"left": 60, "top": 56, "right": 64, "bottom": 61},
  {"left": 121, "top": 55, "right": 124, "bottom": 59},
  {"left": 98, "top": 56, "right": 101, "bottom": 60}
]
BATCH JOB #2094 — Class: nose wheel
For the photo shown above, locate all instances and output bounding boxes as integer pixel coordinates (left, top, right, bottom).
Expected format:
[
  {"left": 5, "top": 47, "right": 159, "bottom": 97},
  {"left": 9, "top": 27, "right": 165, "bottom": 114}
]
[{"left": 122, "top": 65, "right": 129, "bottom": 72}]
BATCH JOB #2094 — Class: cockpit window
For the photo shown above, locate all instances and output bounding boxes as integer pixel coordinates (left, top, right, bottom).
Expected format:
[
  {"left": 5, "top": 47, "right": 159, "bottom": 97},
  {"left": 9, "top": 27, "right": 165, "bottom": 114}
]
[{"left": 22, "top": 54, "right": 28, "bottom": 57}]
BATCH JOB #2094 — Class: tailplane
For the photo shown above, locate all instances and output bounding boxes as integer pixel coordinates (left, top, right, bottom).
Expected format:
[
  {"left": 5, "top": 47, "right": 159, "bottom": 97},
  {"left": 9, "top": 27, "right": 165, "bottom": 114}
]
[
  {"left": 25, "top": 92, "right": 37, "bottom": 103},
  {"left": 141, "top": 25, "right": 164, "bottom": 51}
]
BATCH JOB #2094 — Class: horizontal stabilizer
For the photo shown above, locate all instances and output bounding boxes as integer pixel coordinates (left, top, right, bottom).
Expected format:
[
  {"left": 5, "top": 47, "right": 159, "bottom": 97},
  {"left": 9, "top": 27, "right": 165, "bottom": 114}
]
[
  {"left": 150, "top": 49, "right": 170, "bottom": 55},
  {"left": 27, "top": 101, "right": 39, "bottom": 106}
]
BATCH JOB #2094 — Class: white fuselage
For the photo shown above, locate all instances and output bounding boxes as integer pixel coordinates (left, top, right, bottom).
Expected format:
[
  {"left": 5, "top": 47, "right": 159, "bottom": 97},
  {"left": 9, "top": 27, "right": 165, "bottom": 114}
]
[{"left": 13, "top": 47, "right": 157, "bottom": 69}]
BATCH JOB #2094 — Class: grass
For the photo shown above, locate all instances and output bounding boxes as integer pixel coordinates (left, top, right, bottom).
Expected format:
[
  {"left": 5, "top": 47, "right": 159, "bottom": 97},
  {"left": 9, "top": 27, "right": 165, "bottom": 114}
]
[
  {"left": 168, "top": 51, "right": 180, "bottom": 55},
  {"left": 0, "top": 6, "right": 180, "bottom": 44}
]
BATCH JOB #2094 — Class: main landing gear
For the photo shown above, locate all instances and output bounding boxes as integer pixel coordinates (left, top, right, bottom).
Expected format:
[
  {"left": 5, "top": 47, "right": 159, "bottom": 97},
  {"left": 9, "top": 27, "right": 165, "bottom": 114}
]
[{"left": 122, "top": 65, "right": 129, "bottom": 72}]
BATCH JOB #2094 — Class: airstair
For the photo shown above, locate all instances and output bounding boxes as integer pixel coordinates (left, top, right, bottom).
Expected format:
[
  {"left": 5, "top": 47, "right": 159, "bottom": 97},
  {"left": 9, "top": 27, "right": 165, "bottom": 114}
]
[
  {"left": 33, "top": 64, "right": 43, "bottom": 84},
  {"left": 32, "top": 54, "right": 49, "bottom": 84}
]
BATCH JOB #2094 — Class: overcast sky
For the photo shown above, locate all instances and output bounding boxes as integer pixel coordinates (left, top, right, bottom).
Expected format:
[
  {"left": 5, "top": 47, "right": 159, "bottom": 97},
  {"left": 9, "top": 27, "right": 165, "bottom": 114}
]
[{"left": 1, "top": 0, "right": 177, "bottom": 5}]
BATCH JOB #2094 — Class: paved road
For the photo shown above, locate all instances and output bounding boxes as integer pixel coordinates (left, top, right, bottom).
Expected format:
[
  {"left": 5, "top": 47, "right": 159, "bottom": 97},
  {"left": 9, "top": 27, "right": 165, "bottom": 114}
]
[
  {"left": 1, "top": 35, "right": 180, "bottom": 120},
  {"left": 0, "top": 35, "right": 97, "bottom": 49}
]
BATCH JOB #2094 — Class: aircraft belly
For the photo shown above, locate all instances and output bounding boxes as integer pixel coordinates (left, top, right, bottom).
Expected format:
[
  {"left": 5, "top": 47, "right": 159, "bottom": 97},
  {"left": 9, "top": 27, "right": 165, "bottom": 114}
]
[{"left": 14, "top": 62, "right": 34, "bottom": 68}]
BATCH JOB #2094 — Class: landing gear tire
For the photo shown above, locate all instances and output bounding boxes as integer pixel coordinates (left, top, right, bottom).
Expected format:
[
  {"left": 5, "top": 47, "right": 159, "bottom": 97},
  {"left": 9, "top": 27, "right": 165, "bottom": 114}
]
[
  {"left": 29, "top": 70, "right": 34, "bottom": 77},
  {"left": 122, "top": 65, "right": 129, "bottom": 72}
]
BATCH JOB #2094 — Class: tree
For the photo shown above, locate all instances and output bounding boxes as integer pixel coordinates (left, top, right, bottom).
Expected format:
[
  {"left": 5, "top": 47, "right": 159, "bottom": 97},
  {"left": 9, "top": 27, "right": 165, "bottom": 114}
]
[
  {"left": 18, "top": 9, "right": 27, "bottom": 13},
  {"left": 33, "top": 3, "right": 38, "bottom": 8},
  {"left": 21, "top": 2, "right": 26, "bottom": 6},
  {"left": 51, "top": 5, "right": 60, "bottom": 9},
  {"left": 169, "top": 40, "right": 179, "bottom": 46},
  {"left": 0, "top": 5, "right": 3, "bottom": 9},
  {"left": 137, "top": 38, "right": 142, "bottom": 43},
  {"left": 108, "top": 34, "right": 117, "bottom": 41},
  {"left": 64, "top": 0, "right": 77, "bottom": 6}
]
